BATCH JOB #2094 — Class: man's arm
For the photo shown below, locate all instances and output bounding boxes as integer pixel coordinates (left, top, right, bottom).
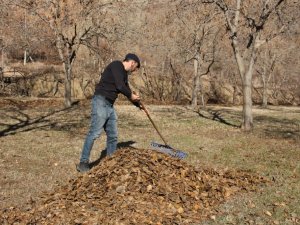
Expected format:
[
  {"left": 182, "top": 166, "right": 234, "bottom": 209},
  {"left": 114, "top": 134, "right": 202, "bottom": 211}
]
[
  {"left": 111, "top": 63, "right": 141, "bottom": 105},
  {"left": 111, "top": 63, "right": 132, "bottom": 99}
]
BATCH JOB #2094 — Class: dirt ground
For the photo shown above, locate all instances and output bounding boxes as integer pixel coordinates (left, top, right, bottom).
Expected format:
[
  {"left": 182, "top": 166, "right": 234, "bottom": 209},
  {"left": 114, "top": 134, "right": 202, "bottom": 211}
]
[{"left": 0, "top": 97, "right": 299, "bottom": 224}]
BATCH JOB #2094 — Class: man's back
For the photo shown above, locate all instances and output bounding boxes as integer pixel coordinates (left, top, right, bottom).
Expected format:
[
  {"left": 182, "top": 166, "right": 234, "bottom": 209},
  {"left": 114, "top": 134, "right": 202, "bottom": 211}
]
[{"left": 94, "top": 60, "right": 131, "bottom": 104}]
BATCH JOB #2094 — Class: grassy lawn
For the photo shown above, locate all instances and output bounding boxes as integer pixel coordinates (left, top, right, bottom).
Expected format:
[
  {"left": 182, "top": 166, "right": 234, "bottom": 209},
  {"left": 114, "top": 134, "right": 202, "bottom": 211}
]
[{"left": 0, "top": 98, "right": 299, "bottom": 224}]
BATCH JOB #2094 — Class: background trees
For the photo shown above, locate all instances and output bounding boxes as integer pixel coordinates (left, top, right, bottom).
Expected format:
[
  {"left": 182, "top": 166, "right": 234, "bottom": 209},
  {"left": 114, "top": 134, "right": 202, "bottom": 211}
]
[
  {"left": 17, "top": 0, "right": 124, "bottom": 107},
  {"left": 0, "top": 0, "right": 299, "bottom": 128},
  {"left": 173, "top": 2, "right": 221, "bottom": 108},
  {"left": 201, "top": 0, "right": 298, "bottom": 130}
]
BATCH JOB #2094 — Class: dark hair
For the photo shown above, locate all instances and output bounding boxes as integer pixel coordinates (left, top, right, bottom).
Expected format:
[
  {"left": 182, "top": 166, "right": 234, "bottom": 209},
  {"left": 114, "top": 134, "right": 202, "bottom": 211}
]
[{"left": 124, "top": 53, "right": 140, "bottom": 68}]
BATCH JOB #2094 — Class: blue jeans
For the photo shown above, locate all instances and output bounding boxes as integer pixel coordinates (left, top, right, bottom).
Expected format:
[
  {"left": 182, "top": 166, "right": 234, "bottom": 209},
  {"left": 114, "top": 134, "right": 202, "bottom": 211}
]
[{"left": 80, "top": 95, "right": 118, "bottom": 162}]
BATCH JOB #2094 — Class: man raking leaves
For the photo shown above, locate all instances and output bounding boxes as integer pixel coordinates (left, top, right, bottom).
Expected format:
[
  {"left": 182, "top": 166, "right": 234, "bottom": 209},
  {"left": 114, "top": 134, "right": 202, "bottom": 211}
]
[
  {"left": 77, "top": 53, "right": 141, "bottom": 172},
  {"left": 77, "top": 53, "right": 187, "bottom": 173}
]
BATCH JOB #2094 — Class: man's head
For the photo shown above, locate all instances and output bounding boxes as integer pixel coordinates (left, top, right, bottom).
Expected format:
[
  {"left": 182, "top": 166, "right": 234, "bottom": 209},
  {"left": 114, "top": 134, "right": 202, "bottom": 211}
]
[{"left": 123, "top": 53, "right": 141, "bottom": 72}]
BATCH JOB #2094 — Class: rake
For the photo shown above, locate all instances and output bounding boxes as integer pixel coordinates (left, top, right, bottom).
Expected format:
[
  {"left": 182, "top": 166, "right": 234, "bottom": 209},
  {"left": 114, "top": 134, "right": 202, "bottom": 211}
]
[{"left": 139, "top": 101, "right": 188, "bottom": 159}]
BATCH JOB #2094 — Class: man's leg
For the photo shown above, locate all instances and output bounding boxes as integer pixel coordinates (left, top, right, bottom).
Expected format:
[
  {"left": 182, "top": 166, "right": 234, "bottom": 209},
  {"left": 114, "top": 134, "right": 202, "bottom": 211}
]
[
  {"left": 104, "top": 108, "right": 118, "bottom": 156},
  {"left": 80, "top": 96, "right": 108, "bottom": 163}
]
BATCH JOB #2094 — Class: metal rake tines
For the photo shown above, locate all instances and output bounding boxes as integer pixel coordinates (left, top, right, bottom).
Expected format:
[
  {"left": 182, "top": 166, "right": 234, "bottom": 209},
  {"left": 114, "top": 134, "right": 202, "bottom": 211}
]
[{"left": 150, "top": 142, "right": 188, "bottom": 159}]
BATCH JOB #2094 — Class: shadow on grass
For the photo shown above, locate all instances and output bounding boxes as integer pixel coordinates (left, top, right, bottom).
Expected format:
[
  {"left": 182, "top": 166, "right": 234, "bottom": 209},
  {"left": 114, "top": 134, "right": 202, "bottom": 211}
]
[
  {"left": 0, "top": 101, "right": 80, "bottom": 137},
  {"left": 256, "top": 105, "right": 300, "bottom": 113},
  {"left": 255, "top": 115, "right": 300, "bottom": 140},
  {"left": 195, "top": 108, "right": 241, "bottom": 128},
  {"left": 89, "top": 141, "right": 137, "bottom": 169},
  {"left": 195, "top": 107, "right": 299, "bottom": 140}
]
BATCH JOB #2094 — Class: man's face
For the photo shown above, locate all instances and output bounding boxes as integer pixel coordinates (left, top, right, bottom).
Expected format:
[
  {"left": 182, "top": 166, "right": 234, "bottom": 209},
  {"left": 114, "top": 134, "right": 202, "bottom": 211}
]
[{"left": 129, "top": 60, "right": 139, "bottom": 72}]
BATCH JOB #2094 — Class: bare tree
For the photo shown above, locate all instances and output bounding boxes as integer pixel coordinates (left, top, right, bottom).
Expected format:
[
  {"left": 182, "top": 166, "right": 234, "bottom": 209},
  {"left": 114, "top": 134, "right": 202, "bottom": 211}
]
[
  {"left": 256, "top": 49, "right": 277, "bottom": 107},
  {"left": 171, "top": 2, "right": 220, "bottom": 108},
  {"left": 17, "top": 0, "right": 118, "bottom": 107},
  {"left": 0, "top": 0, "right": 10, "bottom": 68},
  {"left": 189, "top": 33, "right": 217, "bottom": 108},
  {"left": 202, "top": 0, "right": 294, "bottom": 130}
]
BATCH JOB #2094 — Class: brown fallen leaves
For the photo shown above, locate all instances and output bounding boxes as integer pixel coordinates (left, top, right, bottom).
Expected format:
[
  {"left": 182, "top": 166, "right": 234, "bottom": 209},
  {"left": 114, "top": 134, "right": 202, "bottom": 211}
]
[{"left": 1, "top": 148, "right": 268, "bottom": 224}]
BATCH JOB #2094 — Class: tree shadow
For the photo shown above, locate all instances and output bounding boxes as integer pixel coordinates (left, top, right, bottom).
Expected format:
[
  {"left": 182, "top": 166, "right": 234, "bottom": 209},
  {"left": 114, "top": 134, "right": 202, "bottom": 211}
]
[
  {"left": 195, "top": 108, "right": 240, "bottom": 128},
  {"left": 255, "top": 115, "right": 300, "bottom": 140},
  {"left": 0, "top": 102, "right": 79, "bottom": 137},
  {"left": 256, "top": 105, "right": 300, "bottom": 113},
  {"left": 0, "top": 99, "right": 141, "bottom": 169},
  {"left": 89, "top": 141, "right": 137, "bottom": 169}
]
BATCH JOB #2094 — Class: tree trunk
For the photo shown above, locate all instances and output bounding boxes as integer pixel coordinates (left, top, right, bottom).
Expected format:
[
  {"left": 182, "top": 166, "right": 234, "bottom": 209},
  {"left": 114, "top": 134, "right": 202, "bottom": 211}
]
[
  {"left": 1, "top": 49, "right": 4, "bottom": 68},
  {"left": 242, "top": 73, "right": 253, "bottom": 130},
  {"left": 262, "top": 74, "right": 268, "bottom": 108},
  {"left": 201, "top": 93, "right": 206, "bottom": 108},
  {"left": 232, "top": 85, "right": 238, "bottom": 105},
  {"left": 192, "top": 75, "right": 201, "bottom": 107},
  {"left": 24, "top": 50, "right": 27, "bottom": 66},
  {"left": 233, "top": 44, "right": 256, "bottom": 130},
  {"left": 261, "top": 50, "right": 268, "bottom": 108},
  {"left": 233, "top": 48, "right": 253, "bottom": 130},
  {"left": 55, "top": 36, "right": 73, "bottom": 108},
  {"left": 261, "top": 51, "right": 276, "bottom": 108},
  {"left": 64, "top": 61, "right": 72, "bottom": 107},
  {"left": 241, "top": 45, "right": 256, "bottom": 130},
  {"left": 24, "top": 11, "right": 27, "bottom": 66},
  {"left": 191, "top": 58, "right": 200, "bottom": 107},
  {"left": 230, "top": 0, "right": 254, "bottom": 130}
]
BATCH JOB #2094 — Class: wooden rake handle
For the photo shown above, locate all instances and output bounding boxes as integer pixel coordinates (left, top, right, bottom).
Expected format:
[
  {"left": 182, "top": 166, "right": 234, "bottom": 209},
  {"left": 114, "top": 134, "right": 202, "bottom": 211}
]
[{"left": 139, "top": 101, "right": 169, "bottom": 146}]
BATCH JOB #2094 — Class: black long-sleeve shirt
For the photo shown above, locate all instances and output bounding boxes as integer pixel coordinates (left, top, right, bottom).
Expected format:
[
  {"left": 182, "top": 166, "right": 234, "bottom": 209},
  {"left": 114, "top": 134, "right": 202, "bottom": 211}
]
[{"left": 94, "top": 61, "right": 132, "bottom": 104}]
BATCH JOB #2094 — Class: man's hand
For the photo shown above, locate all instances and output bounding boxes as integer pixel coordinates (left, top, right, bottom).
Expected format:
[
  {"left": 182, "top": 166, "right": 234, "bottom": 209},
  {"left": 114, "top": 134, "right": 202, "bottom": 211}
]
[
  {"left": 131, "top": 92, "right": 144, "bottom": 110},
  {"left": 131, "top": 92, "right": 140, "bottom": 102}
]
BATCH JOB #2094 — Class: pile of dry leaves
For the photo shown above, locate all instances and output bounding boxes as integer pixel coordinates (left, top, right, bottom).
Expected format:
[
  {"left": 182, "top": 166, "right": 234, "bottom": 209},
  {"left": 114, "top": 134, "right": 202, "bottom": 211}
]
[{"left": 1, "top": 148, "right": 267, "bottom": 224}]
